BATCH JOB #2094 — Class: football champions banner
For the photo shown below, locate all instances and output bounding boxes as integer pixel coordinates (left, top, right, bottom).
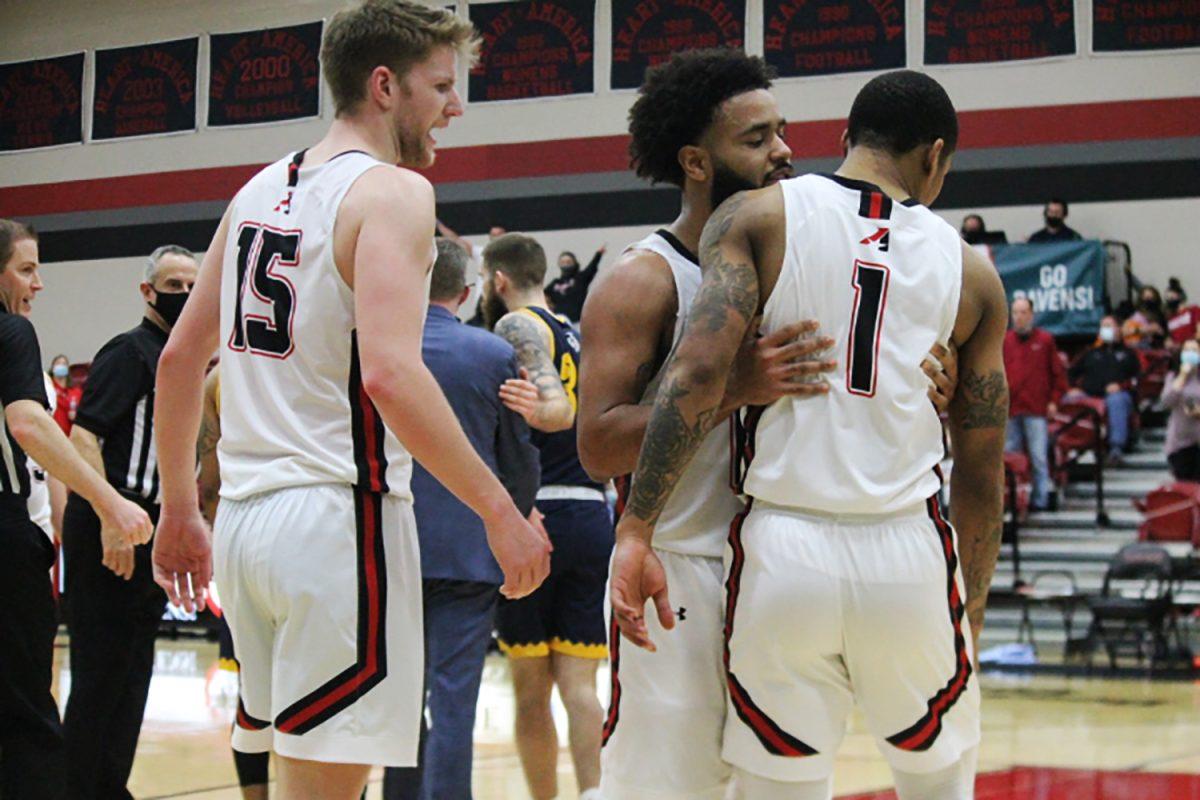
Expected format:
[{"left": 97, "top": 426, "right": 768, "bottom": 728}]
[
  {"left": 1093, "top": 0, "right": 1200, "bottom": 53},
  {"left": 0, "top": 53, "right": 84, "bottom": 152},
  {"left": 925, "top": 0, "right": 1076, "bottom": 64},
  {"left": 469, "top": 0, "right": 595, "bottom": 103},
  {"left": 611, "top": 0, "right": 746, "bottom": 89},
  {"left": 209, "top": 21, "right": 323, "bottom": 127},
  {"left": 763, "top": 0, "right": 905, "bottom": 78},
  {"left": 93, "top": 38, "right": 199, "bottom": 140},
  {"left": 990, "top": 240, "right": 1106, "bottom": 337}
]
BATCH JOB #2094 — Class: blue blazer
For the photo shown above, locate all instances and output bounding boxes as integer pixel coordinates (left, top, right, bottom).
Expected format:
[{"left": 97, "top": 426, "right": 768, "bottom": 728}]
[{"left": 414, "top": 305, "right": 540, "bottom": 585}]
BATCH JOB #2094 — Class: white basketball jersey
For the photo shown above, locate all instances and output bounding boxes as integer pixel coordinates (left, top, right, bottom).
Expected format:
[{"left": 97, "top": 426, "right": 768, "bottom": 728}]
[
  {"left": 218, "top": 150, "right": 426, "bottom": 501},
  {"left": 743, "top": 174, "right": 962, "bottom": 515},
  {"left": 627, "top": 230, "right": 743, "bottom": 558}
]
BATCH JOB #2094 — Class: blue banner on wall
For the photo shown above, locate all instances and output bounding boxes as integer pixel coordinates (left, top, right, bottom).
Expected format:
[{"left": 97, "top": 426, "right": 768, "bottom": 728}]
[
  {"left": 1093, "top": 0, "right": 1200, "bottom": 52},
  {"left": 469, "top": 0, "right": 595, "bottom": 103},
  {"left": 611, "top": 0, "right": 746, "bottom": 89},
  {"left": 990, "top": 240, "right": 1106, "bottom": 337},
  {"left": 0, "top": 53, "right": 84, "bottom": 152},
  {"left": 93, "top": 38, "right": 198, "bottom": 140},
  {"left": 209, "top": 21, "right": 323, "bottom": 127},
  {"left": 925, "top": 0, "right": 1075, "bottom": 64},
  {"left": 763, "top": 0, "right": 905, "bottom": 78}
]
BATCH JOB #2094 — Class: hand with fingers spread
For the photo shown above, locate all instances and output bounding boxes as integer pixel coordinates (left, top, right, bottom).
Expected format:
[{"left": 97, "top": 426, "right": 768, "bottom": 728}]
[
  {"left": 486, "top": 501, "right": 552, "bottom": 600},
  {"left": 152, "top": 505, "right": 213, "bottom": 613},
  {"left": 97, "top": 494, "right": 153, "bottom": 580},
  {"left": 923, "top": 341, "right": 960, "bottom": 414},
  {"left": 499, "top": 368, "right": 540, "bottom": 425},
  {"left": 609, "top": 525, "right": 674, "bottom": 651},
  {"left": 726, "top": 319, "right": 837, "bottom": 410}
]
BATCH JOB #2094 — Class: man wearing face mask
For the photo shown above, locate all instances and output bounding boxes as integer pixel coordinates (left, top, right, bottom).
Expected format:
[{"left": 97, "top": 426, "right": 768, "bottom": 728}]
[
  {"left": 1004, "top": 297, "right": 1068, "bottom": 510},
  {"left": 546, "top": 246, "right": 605, "bottom": 323},
  {"left": 61, "top": 244, "right": 197, "bottom": 799},
  {"left": 1069, "top": 315, "right": 1140, "bottom": 465},
  {"left": 1028, "top": 198, "right": 1081, "bottom": 243}
]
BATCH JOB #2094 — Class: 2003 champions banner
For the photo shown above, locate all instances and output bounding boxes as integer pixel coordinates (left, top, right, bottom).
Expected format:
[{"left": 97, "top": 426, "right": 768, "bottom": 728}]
[{"left": 987, "top": 240, "right": 1107, "bottom": 337}]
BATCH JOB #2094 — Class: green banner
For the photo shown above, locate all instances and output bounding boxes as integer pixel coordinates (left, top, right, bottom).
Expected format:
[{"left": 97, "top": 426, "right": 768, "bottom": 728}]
[{"left": 989, "top": 240, "right": 1106, "bottom": 337}]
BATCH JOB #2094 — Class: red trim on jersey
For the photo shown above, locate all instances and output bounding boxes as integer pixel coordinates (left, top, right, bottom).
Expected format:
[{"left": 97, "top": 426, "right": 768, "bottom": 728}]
[
  {"left": 236, "top": 698, "right": 270, "bottom": 731},
  {"left": 868, "top": 191, "right": 884, "bottom": 219},
  {"left": 885, "top": 496, "right": 973, "bottom": 752},
  {"left": 601, "top": 615, "right": 622, "bottom": 746}
]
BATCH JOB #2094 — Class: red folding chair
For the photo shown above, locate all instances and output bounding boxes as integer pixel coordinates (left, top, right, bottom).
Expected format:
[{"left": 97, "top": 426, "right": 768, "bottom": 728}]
[
  {"left": 1049, "top": 395, "right": 1109, "bottom": 525},
  {"left": 1133, "top": 481, "right": 1200, "bottom": 545}
]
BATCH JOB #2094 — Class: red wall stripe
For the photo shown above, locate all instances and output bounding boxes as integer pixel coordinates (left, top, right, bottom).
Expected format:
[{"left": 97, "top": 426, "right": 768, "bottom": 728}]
[{"left": 3, "top": 97, "right": 1197, "bottom": 219}]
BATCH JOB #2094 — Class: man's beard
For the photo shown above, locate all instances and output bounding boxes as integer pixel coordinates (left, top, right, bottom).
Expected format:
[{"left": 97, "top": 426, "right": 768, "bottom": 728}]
[
  {"left": 710, "top": 162, "right": 761, "bottom": 209},
  {"left": 482, "top": 292, "right": 509, "bottom": 330},
  {"left": 395, "top": 119, "right": 432, "bottom": 168}
]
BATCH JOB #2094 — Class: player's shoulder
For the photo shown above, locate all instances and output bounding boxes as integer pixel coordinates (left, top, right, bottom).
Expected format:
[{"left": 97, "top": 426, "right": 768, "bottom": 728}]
[
  {"left": 349, "top": 163, "right": 432, "bottom": 201},
  {"left": 584, "top": 241, "right": 677, "bottom": 325}
]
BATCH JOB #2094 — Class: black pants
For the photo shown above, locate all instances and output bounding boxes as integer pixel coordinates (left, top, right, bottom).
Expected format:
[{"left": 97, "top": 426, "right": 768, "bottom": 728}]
[
  {"left": 61, "top": 494, "right": 165, "bottom": 800},
  {"left": 1169, "top": 444, "right": 1200, "bottom": 482},
  {"left": 0, "top": 503, "right": 66, "bottom": 800}
]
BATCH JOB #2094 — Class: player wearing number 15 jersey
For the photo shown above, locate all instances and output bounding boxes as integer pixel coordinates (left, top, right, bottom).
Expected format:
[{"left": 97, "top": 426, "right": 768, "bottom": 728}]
[
  {"left": 611, "top": 70, "right": 1009, "bottom": 800},
  {"left": 150, "top": 4, "right": 549, "bottom": 798}
]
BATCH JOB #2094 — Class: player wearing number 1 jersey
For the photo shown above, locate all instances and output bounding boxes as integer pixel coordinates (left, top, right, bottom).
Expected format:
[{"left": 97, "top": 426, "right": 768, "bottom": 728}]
[
  {"left": 151, "top": 5, "right": 549, "bottom": 799},
  {"left": 611, "top": 70, "right": 1009, "bottom": 800}
]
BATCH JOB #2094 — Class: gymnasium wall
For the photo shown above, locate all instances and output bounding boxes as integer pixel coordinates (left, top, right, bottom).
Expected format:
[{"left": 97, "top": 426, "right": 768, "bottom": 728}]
[{"left": 2, "top": 0, "right": 1198, "bottom": 361}]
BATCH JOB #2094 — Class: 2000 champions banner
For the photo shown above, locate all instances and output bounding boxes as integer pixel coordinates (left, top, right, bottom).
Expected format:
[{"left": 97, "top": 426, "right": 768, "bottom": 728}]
[{"left": 987, "top": 240, "right": 1107, "bottom": 337}]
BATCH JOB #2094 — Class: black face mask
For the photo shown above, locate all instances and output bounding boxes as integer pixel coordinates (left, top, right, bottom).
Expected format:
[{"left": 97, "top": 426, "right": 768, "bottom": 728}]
[
  {"left": 1045, "top": 215, "right": 1065, "bottom": 229},
  {"left": 152, "top": 290, "right": 188, "bottom": 328},
  {"left": 559, "top": 261, "right": 579, "bottom": 277},
  {"left": 962, "top": 229, "right": 983, "bottom": 245}
]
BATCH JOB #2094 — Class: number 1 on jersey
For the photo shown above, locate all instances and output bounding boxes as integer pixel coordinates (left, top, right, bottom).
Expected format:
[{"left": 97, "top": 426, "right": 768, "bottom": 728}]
[
  {"left": 229, "top": 222, "right": 302, "bottom": 359},
  {"left": 847, "top": 259, "right": 890, "bottom": 397}
]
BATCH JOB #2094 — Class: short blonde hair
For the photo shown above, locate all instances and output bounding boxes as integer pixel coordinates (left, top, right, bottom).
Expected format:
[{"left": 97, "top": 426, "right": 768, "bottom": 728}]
[{"left": 322, "top": 0, "right": 479, "bottom": 116}]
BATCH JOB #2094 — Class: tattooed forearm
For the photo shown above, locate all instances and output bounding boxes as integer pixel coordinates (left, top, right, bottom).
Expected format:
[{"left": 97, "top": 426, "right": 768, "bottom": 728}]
[
  {"left": 957, "top": 367, "right": 1008, "bottom": 429},
  {"left": 692, "top": 194, "right": 760, "bottom": 333},
  {"left": 495, "top": 312, "right": 573, "bottom": 430}
]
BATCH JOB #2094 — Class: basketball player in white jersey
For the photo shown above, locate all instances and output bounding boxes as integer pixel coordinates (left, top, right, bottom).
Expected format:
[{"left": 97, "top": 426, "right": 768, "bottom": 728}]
[
  {"left": 581, "top": 53, "right": 959, "bottom": 799},
  {"left": 151, "top": 4, "right": 550, "bottom": 798},
  {"left": 611, "top": 70, "right": 1008, "bottom": 800}
]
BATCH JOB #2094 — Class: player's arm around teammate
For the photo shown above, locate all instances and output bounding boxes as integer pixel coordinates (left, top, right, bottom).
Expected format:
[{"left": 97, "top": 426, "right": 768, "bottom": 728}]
[{"left": 946, "top": 244, "right": 1010, "bottom": 657}]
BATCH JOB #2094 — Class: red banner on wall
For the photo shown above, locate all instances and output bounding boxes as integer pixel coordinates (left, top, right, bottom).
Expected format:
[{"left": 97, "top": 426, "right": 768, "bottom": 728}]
[
  {"left": 764, "top": 0, "right": 905, "bottom": 77},
  {"left": 209, "top": 22, "right": 323, "bottom": 127},
  {"left": 469, "top": 0, "right": 595, "bottom": 103},
  {"left": 93, "top": 38, "right": 198, "bottom": 140},
  {"left": 0, "top": 53, "right": 84, "bottom": 152},
  {"left": 925, "top": 0, "right": 1076, "bottom": 64},
  {"left": 611, "top": 0, "right": 746, "bottom": 89}
]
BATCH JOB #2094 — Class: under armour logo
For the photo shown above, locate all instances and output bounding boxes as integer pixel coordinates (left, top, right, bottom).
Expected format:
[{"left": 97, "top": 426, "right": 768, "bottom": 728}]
[
  {"left": 676, "top": 607, "right": 687, "bottom": 621},
  {"left": 860, "top": 227, "right": 890, "bottom": 252}
]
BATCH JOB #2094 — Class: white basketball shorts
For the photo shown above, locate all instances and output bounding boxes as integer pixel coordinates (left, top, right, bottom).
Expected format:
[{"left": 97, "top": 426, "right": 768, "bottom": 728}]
[
  {"left": 722, "top": 497, "right": 980, "bottom": 782},
  {"left": 214, "top": 483, "right": 423, "bottom": 766},
  {"left": 601, "top": 548, "right": 732, "bottom": 799}
]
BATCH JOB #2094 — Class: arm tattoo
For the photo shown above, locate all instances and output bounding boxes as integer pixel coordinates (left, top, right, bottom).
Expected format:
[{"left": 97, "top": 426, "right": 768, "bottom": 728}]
[
  {"left": 196, "top": 413, "right": 219, "bottom": 461},
  {"left": 494, "top": 313, "right": 567, "bottom": 403},
  {"left": 958, "top": 367, "right": 1008, "bottom": 429},
  {"left": 624, "top": 194, "right": 759, "bottom": 525}
]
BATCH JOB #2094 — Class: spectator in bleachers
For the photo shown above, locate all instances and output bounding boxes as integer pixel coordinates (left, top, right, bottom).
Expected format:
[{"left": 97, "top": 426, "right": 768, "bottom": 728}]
[
  {"left": 960, "top": 213, "right": 985, "bottom": 244},
  {"left": 1161, "top": 340, "right": 1200, "bottom": 481},
  {"left": 1130, "top": 286, "right": 1168, "bottom": 347},
  {"left": 1069, "top": 315, "right": 1141, "bottom": 464},
  {"left": 1165, "top": 277, "right": 1200, "bottom": 347},
  {"left": 48, "top": 354, "right": 81, "bottom": 435},
  {"left": 1004, "top": 297, "right": 1068, "bottom": 510},
  {"left": 545, "top": 246, "right": 604, "bottom": 323},
  {"left": 1028, "top": 199, "right": 1081, "bottom": 243}
]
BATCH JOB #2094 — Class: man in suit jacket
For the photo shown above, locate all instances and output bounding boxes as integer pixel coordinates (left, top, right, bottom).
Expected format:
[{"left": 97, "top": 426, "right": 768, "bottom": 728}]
[{"left": 385, "top": 239, "right": 541, "bottom": 800}]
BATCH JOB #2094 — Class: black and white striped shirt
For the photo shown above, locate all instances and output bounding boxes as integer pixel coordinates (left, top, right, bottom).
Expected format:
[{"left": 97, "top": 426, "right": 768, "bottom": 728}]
[
  {"left": 0, "top": 306, "right": 49, "bottom": 501},
  {"left": 74, "top": 318, "right": 168, "bottom": 506}
]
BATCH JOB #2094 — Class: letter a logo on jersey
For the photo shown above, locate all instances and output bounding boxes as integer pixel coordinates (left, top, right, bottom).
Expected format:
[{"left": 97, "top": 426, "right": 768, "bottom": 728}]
[{"left": 860, "top": 227, "right": 890, "bottom": 252}]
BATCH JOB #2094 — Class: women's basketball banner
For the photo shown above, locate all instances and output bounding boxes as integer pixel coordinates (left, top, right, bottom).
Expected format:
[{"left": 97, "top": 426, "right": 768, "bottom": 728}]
[
  {"left": 925, "top": 0, "right": 1076, "bottom": 64},
  {"left": 1092, "top": 0, "right": 1200, "bottom": 52},
  {"left": 469, "top": 0, "right": 595, "bottom": 103},
  {"left": 611, "top": 0, "right": 746, "bottom": 89},
  {"left": 209, "top": 22, "right": 323, "bottom": 127},
  {"left": 92, "top": 38, "right": 199, "bottom": 140},
  {"left": 763, "top": 0, "right": 905, "bottom": 77},
  {"left": 0, "top": 53, "right": 84, "bottom": 152}
]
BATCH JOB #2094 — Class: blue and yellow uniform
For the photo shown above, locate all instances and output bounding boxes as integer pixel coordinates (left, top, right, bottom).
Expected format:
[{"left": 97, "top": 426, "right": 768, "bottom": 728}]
[{"left": 496, "top": 306, "right": 613, "bottom": 660}]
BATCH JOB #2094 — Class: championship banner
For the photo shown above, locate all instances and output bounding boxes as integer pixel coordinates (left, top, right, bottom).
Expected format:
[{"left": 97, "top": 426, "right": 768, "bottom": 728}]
[
  {"left": 925, "top": 0, "right": 1075, "bottom": 64},
  {"left": 209, "top": 21, "right": 323, "bottom": 128},
  {"left": 469, "top": 0, "right": 595, "bottom": 103},
  {"left": 0, "top": 53, "right": 84, "bottom": 152},
  {"left": 1093, "top": 0, "right": 1200, "bottom": 53},
  {"left": 611, "top": 0, "right": 745, "bottom": 90},
  {"left": 763, "top": 0, "right": 904, "bottom": 78},
  {"left": 93, "top": 38, "right": 198, "bottom": 140},
  {"left": 989, "top": 240, "right": 1106, "bottom": 337}
]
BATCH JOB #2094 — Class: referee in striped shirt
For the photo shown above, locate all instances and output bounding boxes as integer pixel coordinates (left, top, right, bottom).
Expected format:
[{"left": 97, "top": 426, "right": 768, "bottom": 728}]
[
  {"left": 0, "top": 219, "right": 152, "bottom": 799},
  {"left": 61, "top": 244, "right": 197, "bottom": 800}
]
